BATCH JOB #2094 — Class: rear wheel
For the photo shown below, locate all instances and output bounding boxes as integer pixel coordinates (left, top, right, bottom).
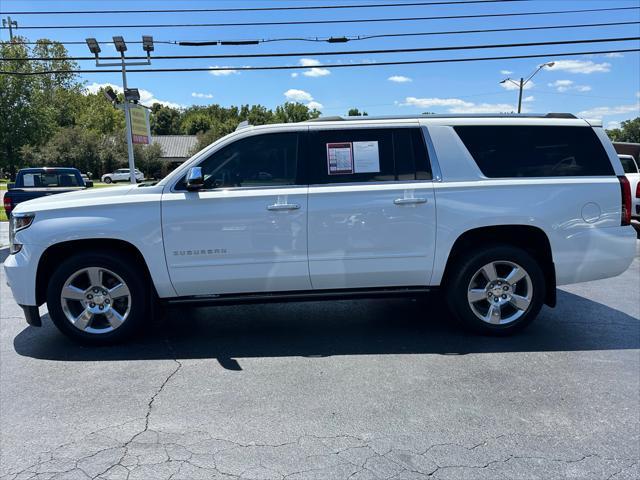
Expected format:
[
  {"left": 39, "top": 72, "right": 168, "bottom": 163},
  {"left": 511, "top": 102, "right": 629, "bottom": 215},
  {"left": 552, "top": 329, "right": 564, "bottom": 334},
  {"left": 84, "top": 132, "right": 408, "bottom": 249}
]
[
  {"left": 47, "top": 251, "right": 148, "bottom": 344},
  {"left": 446, "top": 245, "right": 545, "bottom": 335}
]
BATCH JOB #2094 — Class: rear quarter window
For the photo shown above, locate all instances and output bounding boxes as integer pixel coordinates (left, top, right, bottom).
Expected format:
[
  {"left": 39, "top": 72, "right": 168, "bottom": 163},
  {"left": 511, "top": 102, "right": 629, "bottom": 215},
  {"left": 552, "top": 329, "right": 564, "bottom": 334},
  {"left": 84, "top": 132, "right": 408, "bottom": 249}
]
[{"left": 454, "top": 125, "right": 614, "bottom": 178}]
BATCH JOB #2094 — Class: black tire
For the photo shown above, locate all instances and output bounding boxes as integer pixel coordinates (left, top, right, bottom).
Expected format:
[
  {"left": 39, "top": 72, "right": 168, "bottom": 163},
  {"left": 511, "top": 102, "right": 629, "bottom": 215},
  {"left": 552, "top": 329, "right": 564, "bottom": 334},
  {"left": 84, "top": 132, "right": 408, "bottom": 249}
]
[
  {"left": 104, "top": 177, "right": 112, "bottom": 184},
  {"left": 445, "top": 245, "right": 545, "bottom": 335},
  {"left": 47, "top": 251, "right": 148, "bottom": 344}
]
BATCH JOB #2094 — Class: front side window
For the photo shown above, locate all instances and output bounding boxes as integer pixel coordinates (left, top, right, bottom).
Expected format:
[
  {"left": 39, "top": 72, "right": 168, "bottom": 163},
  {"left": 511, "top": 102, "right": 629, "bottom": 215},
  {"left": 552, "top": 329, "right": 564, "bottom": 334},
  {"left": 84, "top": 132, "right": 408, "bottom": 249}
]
[
  {"left": 454, "top": 125, "right": 614, "bottom": 178},
  {"left": 176, "top": 132, "right": 299, "bottom": 190}
]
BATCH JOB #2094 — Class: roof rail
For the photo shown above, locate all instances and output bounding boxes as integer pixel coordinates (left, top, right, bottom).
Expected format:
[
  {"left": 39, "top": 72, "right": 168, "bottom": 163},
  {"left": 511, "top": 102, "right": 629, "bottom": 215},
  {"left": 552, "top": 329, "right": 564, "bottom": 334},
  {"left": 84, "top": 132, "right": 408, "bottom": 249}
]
[
  {"left": 236, "top": 120, "right": 251, "bottom": 131},
  {"left": 304, "top": 113, "right": 578, "bottom": 122}
]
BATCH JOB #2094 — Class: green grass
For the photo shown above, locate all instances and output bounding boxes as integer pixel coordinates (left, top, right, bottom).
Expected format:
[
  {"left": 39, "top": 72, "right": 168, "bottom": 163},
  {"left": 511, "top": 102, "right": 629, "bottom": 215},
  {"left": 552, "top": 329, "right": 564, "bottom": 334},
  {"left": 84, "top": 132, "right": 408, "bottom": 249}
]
[
  {"left": 92, "top": 182, "right": 118, "bottom": 188},
  {"left": 0, "top": 209, "right": 7, "bottom": 222}
]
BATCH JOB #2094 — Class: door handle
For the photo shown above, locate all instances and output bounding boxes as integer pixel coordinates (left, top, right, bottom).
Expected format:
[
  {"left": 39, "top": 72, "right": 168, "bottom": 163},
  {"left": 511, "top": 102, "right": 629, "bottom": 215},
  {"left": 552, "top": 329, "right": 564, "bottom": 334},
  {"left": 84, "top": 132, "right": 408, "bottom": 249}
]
[
  {"left": 393, "top": 198, "right": 427, "bottom": 205},
  {"left": 267, "top": 203, "right": 301, "bottom": 211}
]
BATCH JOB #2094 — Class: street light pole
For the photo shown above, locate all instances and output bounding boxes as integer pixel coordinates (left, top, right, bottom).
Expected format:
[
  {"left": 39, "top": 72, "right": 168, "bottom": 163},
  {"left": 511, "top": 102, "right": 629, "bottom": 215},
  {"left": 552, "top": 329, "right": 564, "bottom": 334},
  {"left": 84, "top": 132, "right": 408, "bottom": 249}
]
[
  {"left": 500, "top": 62, "right": 555, "bottom": 114},
  {"left": 119, "top": 52, "right": 137, "bottom": 184},
  {"left": 85, "top": 36, "right": 153, "bottom": 184},
  {"left": 517, "top": 77, "right": 524, "bottom": 114}
]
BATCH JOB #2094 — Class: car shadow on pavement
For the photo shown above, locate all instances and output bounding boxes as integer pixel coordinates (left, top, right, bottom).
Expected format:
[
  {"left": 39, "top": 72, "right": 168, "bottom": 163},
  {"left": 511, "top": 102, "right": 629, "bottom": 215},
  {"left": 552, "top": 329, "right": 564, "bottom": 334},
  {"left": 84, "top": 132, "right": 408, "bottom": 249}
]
[{"left": 13, "top": 290, "right": 640, "bottom": 369}]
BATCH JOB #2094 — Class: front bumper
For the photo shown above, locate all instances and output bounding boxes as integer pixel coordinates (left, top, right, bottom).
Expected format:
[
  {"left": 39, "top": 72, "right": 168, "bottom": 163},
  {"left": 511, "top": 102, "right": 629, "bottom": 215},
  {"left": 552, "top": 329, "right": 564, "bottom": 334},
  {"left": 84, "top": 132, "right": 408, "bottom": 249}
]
[{"left": 3, "top": 243, "right": 45, "bottom": 307}]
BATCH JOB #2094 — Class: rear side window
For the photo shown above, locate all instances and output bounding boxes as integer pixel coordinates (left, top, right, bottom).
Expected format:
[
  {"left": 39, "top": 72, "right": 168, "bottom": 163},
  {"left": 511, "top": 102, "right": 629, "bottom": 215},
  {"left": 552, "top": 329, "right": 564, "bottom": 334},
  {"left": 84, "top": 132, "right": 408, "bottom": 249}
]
[
  {"left": 308, "top": 127, "right": 431, "bottom": 184},
  {"left": 454, "top": 126, "right": 614, "bottom": 177},
  {"left": 21, "top": 172, "right": 80, "bottom": 187},
  {"left": 619, "top": 156, "right": 639, "bottom": 174}
]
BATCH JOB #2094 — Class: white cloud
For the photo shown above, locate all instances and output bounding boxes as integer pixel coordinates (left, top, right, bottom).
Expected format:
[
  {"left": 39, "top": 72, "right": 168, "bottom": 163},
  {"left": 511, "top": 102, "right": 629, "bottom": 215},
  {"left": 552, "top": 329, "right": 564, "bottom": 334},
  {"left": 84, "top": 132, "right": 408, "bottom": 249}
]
[
  {"left": 548, "top": 79, "right": 591, "bottom": 93},
  {"left": 208, "top": 66, "right": 240, "bottom": 76},
  {"left": 449, "top": 103, "right": 519, "bottom": 114},
  {"left": 298, "top": 58, "right": 331, "bottom": 77},
  {"left": 284, "top": 89, "right": 314, "bottom": 102},
  {"left": 547, "top": 60, "right": 611, "bottom": 74},
  {"left": 291, "top": 72, "right": 299, "bottom": 78},
  {"left": 606, "top": 121, "right": 621, "bottom": 130},
  {"left": 605, "top": 52, "right": 624, "bottom": 58},
  {"left": 523, "top": 96, "right": 535, "bottom": 102},
  {"left": 191, "top": 92, "right": 213, "bottom": 99},
  {"left": 283, "top": 89, "right": 323, "bottom": 110},
  {"left": 500, "top": 80, "right": 535, "bottom": 91},
  {"left": 399, "top": 96, "right": 518, "bottom": 113},
  {"left": 500, "top": 70, "right": 513, "bottom": 75},
  {"left": 388, "top": 75, "right": 412, "bottom": 83},
  {"left": 578, "top": 103, "right": 640, "bottom": 119},
  {"left": 303, "top": 68, "right": 330, "bottom": 78},
  {"left": 84, "top": 82, "right": 182, "bottom": 108}
]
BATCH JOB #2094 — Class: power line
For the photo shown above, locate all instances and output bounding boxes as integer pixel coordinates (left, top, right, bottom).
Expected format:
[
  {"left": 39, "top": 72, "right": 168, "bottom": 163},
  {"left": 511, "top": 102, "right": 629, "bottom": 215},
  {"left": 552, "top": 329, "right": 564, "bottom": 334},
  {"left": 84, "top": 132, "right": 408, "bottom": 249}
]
[
  {"left": 8, "top": 21, "right": 639, "bottom": 46},
  {"left": 0, "top": 0, "right": 530, "bottom": 15},
  {"left": 3, "top": 6, "right": 637, "bottom": 30},
  {"left": 3, "top": 48, "right": 638, "bottom": 76},
  {"left": 4, "top": 36, "right": 639, "bottom": 62}
]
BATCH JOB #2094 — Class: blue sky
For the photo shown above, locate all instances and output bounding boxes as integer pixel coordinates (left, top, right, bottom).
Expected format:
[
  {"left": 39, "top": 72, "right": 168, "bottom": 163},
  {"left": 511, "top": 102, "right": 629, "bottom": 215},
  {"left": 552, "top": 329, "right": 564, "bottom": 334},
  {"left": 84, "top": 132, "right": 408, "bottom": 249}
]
[{"left": 2, "top": 0, "right": 639, "bottom": 128}]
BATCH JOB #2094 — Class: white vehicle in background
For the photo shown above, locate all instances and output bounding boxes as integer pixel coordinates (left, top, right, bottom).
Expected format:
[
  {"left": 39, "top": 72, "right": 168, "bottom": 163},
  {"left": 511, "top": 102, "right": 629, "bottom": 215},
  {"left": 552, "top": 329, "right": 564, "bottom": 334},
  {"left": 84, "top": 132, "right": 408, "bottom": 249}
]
[
  {"left": 4, "top": 113, "right": 636, "bottom": 344},
  {"left": 618, "top": 154, "right": 640, "bottom": 220},
  {"left": 101, "top": 168, "right": 144, "bottom": 184}
]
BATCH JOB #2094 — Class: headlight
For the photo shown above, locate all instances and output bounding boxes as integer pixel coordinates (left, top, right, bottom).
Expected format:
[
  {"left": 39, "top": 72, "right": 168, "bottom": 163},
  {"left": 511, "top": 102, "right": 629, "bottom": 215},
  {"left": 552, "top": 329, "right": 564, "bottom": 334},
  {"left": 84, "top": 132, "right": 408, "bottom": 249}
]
[{"left": 9, "top": 212, "right": 35, "bottom": 254}]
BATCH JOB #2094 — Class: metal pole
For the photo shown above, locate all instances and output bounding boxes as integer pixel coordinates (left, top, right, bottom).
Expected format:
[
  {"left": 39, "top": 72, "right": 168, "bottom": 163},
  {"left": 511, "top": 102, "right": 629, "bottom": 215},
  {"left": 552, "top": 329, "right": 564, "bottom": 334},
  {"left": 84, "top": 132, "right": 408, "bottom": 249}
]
[
  {"left": 3, "top": 17, "right": 17, "bottom": 40},
  {"left": 517, "top": 77, "right": 524, "bottom": 114},
  {"left": 120, "top": 53, "right": 137, "bottom": 184}
]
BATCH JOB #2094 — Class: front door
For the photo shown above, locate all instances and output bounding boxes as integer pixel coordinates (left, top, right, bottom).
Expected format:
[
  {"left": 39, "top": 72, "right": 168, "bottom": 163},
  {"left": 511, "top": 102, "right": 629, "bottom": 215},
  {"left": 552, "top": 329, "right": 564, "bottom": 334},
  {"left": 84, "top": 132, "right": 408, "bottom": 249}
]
[
  {"left": 306, "top": 126, "right": 436, "bottom": 289},
  {"left": 161, "top": 130, "right": 310, "bottom": 296}
]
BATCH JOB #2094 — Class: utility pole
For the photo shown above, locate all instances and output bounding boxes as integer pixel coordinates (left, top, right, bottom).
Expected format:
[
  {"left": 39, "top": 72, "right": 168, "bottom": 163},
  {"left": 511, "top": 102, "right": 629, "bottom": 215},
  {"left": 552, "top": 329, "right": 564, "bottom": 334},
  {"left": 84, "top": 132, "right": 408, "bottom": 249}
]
[
  {"left": 500, "top": 62, "right": 555, "bottom": 113},
  {"left": 85, "top": 36, "right": 154, "bottom": 184},
  {"left": 2, "top": 16, "right": 18, "bottom": 41}
]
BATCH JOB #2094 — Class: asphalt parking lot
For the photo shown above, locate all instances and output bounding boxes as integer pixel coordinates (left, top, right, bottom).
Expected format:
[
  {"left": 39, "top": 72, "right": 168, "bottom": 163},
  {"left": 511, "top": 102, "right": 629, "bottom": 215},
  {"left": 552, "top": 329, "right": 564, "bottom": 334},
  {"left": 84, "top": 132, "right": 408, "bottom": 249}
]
[{"left": 1, "top": 245, "right": 638, "bottom": 480}]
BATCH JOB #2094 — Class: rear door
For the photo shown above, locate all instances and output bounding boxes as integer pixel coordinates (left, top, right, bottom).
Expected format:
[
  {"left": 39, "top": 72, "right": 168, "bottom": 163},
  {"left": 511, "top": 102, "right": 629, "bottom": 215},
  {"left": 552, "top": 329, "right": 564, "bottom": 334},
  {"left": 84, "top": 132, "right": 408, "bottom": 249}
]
[{"left": 306, "top": 124, "right": 436, "bottom": 289}]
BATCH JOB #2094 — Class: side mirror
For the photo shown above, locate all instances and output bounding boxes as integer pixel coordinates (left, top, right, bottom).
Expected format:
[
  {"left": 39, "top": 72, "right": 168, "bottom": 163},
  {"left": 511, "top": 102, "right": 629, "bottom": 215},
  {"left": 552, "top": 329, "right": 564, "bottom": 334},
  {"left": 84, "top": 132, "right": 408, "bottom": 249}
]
[
  {"left": 186, "top": 166, "right": 204, "bottom": 191},
  {"left": 85, "top": 180, "right": 94, "bottom": 188},
  {"left": 8, "top": 183, "right": 15, "bottom": 190}
]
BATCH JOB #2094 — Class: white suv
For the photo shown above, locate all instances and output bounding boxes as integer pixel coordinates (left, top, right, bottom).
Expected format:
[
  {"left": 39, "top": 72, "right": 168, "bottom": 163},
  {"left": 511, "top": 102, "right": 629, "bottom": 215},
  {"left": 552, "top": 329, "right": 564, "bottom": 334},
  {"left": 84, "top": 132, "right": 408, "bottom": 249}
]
[
  {"left": 5, "top": 114, "right": 636, "bottom": 344},
  {"left": 101, "top": 168, "right": 144, "bottom": 183}
]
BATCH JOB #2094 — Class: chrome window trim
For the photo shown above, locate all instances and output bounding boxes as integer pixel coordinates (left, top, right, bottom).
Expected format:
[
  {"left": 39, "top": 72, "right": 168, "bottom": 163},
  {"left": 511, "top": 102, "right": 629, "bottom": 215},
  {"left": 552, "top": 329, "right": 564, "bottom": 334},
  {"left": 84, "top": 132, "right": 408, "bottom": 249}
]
[{"left": 308, "top": 179, "right": 434, "bottom": 188}]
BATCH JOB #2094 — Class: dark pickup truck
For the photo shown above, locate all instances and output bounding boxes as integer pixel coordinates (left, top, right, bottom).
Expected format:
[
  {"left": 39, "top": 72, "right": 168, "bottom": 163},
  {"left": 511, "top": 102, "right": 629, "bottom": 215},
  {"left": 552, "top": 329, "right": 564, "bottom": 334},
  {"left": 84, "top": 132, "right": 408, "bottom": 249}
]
[{"left": 3, "top": 167, "right": 92, "bottom": 216}]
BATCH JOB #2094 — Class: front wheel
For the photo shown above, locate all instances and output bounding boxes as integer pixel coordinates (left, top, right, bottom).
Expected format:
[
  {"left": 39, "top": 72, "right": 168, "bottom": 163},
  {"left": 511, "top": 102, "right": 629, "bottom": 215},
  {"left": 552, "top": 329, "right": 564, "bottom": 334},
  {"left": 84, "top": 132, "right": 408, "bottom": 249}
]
[
  {"left": 47, "top": 251, "right": 148, "bottom": 344},
  {"left": 103, "top": 177, "right": 112, "bottom": 184},
  {"left": 446, "top": 245, "right": 545, "bottom": 335}
]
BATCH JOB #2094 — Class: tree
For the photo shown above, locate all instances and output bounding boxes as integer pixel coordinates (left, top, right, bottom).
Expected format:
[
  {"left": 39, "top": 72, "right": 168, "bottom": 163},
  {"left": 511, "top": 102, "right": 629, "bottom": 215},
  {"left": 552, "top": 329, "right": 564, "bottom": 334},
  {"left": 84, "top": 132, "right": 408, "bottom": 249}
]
[
  {"left": 151, "top": 104, "right": 181, "bottom": 135},
  {"left": 607, "top": 117, "right": 640, "bottom": 143},
  {"left": 0, "top": 37, "right": 80, "bottom": 174},
  {"left": 275, "top": 102, "right": 321, "bottom": 123},
  {"left": 347, "top": 108, "right": 368, "bottom": 116},
  {"left": 181, "top": 112, "right": 213, "bottom": 135}
]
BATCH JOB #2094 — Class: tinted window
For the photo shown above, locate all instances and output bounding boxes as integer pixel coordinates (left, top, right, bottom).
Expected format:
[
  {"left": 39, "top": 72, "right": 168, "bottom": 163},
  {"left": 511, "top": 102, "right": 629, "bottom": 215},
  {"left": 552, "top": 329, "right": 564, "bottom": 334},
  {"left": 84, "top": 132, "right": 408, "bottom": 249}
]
[
  {"left": 176, "top": 132, "right": 298, "bottom": 190},
  {"left": 454, "top": 126, "right": 614, "bottom": 177},
  {"left": 619, "top": 156, "right": 639, "bottom": 174},
  {"left": 21, "top": 172, "right": 80, "bottom": 187},
  {"left": 308, "top": 127, "right": 431, "bottom": 184}
]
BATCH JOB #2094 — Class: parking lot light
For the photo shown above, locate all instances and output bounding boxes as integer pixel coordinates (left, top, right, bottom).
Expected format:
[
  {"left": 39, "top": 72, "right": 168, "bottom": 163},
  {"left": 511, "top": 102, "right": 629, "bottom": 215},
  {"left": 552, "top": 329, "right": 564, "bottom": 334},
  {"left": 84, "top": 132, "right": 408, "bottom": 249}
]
[
  {"left": 112, "top": 36, "right": 127, "bottom": 53},
  {"left": 142, "top": 35, "right": 154, "bottom": 53},
  {"left": 85, "top": 38, "right": 101, "bottom": 56}
]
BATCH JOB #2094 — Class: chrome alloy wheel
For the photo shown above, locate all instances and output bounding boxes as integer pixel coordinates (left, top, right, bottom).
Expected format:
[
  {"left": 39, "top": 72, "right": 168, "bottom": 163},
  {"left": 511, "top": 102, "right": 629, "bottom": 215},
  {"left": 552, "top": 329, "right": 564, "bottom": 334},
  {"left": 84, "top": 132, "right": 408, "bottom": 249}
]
[
  {"left": 466, "top": 260, "right": 533, "bottom": 325},
  {"left": 60, "top": 267, "right": 131, "bottom": 334}
]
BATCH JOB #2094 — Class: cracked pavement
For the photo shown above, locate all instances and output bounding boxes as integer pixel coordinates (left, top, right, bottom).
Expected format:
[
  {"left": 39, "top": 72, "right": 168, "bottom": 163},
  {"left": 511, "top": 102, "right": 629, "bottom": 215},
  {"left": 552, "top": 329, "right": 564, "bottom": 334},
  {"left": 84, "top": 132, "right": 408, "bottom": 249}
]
[{"left": 1, "top": 244, "right": 639, "bottom": 479}]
